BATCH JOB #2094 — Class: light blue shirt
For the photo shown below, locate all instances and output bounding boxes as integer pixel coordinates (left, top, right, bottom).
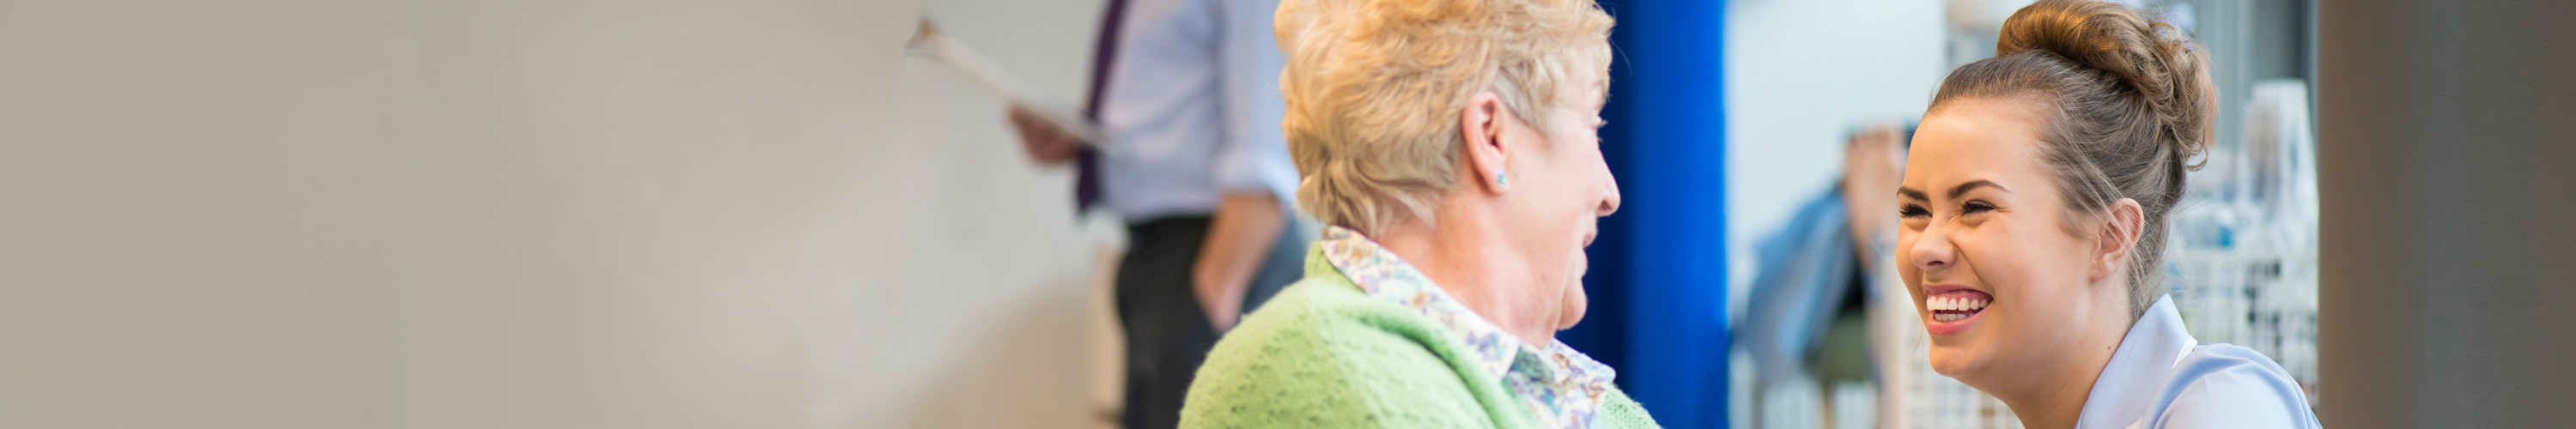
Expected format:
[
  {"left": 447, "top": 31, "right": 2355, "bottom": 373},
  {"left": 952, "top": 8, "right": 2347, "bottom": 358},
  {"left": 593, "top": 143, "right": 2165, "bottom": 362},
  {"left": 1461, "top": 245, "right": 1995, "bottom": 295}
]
[
  {"left": 1095, "top": 0, "right": 1297, "bottom": 221},
  {"left": 2077, "top": 295, "right": 2322, "bottom": 429}
]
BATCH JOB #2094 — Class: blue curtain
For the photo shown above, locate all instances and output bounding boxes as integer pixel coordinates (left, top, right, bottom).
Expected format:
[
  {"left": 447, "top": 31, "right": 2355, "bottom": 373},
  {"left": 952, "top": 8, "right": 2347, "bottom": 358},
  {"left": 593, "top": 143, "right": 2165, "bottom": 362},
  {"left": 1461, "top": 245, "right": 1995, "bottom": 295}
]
[{"left": 1559, "top": 1, "right": 1729, "bottom": 427}]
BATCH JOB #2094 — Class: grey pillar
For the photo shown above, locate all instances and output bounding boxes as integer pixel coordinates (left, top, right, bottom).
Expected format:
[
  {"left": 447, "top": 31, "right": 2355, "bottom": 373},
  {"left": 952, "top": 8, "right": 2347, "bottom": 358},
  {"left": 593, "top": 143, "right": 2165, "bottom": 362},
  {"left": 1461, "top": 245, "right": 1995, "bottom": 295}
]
[{"left": 2318, "top": 1, "right": 2576, "bottom": 427}]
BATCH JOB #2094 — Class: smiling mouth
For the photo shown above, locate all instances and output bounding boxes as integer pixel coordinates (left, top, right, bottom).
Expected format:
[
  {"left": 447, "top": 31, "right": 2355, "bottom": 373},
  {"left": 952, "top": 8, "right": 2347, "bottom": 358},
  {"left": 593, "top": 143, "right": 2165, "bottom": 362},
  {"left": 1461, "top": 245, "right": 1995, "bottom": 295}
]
[{"left": 1926, "top": 291, "right": 1992, "bottom": 322}]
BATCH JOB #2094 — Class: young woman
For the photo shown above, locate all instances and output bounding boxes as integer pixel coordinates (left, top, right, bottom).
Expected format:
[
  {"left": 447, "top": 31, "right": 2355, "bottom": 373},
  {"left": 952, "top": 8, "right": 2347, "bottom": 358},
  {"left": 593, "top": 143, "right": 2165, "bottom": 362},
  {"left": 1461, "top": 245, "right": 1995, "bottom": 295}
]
[{"left": 1896, "top": 1, "right": 2319, "bottom": 428}]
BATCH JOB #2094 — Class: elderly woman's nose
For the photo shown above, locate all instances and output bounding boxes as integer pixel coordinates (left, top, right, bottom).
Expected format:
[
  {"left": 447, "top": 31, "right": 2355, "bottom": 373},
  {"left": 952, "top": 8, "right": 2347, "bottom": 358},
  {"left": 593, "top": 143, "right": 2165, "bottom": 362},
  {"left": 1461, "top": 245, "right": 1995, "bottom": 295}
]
[
  {"left": 1595, "top": 172, "right": 1622, "bottom": 217},
  {"left": 1910, "top": 223, "right": 1956, "bottom": 270}
]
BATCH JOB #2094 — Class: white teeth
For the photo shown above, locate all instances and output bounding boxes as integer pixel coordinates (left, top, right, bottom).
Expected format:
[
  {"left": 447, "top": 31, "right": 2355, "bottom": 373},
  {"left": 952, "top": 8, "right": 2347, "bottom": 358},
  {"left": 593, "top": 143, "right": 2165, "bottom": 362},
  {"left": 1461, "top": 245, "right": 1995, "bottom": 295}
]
[{"left": 1926, "top": 294, "right": 1993, "bottom": 317}]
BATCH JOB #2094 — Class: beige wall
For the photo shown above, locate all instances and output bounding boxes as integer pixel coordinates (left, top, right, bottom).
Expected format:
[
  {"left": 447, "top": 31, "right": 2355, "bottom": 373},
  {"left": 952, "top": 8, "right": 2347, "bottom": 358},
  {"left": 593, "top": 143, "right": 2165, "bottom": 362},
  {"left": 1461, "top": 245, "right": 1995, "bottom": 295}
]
[{"left": 3, "top": 0, "right": 1118, "bottom": 428}]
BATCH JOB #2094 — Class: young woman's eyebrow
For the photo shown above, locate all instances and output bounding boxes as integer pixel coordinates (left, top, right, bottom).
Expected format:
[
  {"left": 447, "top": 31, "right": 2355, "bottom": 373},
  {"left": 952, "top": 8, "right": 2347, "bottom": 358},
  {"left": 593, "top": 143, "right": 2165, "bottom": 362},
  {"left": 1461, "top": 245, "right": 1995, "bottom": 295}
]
[
  {"left": 1947, "top": 179, "right": 2008, "bottom": 199},
  {"left": 1898, "top": 180, "right": 2011, "bottom": 202}
]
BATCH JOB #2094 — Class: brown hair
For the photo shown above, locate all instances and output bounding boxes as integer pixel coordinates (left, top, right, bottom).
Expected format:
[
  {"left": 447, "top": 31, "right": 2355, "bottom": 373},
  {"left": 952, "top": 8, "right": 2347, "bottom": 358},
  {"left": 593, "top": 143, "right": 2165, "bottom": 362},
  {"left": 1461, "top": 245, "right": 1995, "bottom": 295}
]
[{"left": 1929, "top": 0, "right": 2212, "bottom": 317}]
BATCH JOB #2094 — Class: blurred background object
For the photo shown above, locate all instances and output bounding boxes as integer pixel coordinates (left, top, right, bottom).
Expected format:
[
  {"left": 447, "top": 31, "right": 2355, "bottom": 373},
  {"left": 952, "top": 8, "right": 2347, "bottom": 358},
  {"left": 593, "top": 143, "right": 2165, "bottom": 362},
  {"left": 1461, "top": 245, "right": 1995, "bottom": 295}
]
[
  {"left": 2165, "top": 78, "right": 2321, "bottom": 402},
  {"left": 2317, "top": 1, "right": 2576, "bottom": 426}
]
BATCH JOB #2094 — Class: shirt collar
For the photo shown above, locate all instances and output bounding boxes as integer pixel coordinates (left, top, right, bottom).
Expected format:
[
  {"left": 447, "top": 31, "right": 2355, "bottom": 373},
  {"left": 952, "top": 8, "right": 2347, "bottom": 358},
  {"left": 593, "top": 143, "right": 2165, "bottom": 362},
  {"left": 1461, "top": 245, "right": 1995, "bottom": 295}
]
[
  {"left": 1315, "top": 226, "right": 1617, "bottom": 426},
  {"left": 2075, "top": 295, "right": 2198, "bottom": 429}
]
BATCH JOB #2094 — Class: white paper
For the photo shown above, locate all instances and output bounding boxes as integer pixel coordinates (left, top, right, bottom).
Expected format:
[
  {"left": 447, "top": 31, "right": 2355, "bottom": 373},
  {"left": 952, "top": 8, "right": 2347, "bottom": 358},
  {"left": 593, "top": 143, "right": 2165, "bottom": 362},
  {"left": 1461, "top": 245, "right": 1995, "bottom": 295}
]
[{"left": 907, "top": 18, "right": 1109, "bottom": 147}]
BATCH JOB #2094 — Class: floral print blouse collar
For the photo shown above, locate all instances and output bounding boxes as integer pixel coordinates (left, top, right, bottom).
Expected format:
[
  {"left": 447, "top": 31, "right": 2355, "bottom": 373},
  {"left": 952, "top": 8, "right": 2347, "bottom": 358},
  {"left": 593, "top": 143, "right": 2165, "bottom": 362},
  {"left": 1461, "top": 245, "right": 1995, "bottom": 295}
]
[{"left": 1317, "top": 226, "right": 1619, "bottom": 429}]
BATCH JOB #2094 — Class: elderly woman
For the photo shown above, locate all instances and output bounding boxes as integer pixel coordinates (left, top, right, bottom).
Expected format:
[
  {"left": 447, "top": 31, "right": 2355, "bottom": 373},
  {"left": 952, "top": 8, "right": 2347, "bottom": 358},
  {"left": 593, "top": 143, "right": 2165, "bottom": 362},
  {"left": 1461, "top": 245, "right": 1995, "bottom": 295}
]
[{"left": 1177, "top": 0, "right": 1654, "bottom": 427}]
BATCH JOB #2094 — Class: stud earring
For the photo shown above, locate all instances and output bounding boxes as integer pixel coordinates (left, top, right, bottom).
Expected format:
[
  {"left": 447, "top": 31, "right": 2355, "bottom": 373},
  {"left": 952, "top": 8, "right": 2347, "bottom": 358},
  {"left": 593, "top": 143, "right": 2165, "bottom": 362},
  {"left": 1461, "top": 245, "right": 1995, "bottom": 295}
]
[{"left": 1497, "top": 172, "right": 1510, "bottom": 185}]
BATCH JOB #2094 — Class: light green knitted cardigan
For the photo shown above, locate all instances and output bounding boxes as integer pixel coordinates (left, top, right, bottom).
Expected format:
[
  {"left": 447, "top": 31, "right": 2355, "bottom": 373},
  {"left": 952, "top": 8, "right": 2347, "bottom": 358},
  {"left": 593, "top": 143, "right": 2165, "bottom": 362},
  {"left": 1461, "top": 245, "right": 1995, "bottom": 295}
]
[{"left": 1178, "top": 250, "right": 1662, "bottom": 428}]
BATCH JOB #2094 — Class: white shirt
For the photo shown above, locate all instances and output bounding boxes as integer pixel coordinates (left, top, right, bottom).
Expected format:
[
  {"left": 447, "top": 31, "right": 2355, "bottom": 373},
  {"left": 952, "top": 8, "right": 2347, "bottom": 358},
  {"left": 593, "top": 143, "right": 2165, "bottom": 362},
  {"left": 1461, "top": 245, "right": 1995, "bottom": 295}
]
[
  {"left": 2076, "top": 295, "right": 2323, "bottom": 429},
  {"left": 1095, "top": 0, "right": 1297, "bottom": 221}
]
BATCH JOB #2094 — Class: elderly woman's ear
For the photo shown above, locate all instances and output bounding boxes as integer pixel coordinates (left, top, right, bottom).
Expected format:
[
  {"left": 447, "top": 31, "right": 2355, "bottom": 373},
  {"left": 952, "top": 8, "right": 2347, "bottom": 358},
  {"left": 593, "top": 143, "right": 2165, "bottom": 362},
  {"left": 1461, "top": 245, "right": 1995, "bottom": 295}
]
[{"left": 1459, "top": 90, "right": 1516, "bottom": 194}]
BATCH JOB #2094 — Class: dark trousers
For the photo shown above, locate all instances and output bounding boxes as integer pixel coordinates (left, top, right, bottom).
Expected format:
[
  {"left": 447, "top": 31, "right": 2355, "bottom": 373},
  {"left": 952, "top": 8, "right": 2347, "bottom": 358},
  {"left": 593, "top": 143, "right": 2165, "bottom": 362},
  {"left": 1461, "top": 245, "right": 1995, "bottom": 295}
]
[{"left": 1115, "top": 215, "right": 1303, "bottom": 429}]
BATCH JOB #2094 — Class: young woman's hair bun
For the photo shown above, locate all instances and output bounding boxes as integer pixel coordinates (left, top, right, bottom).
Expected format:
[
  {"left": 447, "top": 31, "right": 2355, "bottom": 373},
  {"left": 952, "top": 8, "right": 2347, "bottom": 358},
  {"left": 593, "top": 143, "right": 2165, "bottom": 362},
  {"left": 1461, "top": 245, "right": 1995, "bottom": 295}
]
[{"left": 1996, "top": 0, "right": 2212, "bottom": 166}]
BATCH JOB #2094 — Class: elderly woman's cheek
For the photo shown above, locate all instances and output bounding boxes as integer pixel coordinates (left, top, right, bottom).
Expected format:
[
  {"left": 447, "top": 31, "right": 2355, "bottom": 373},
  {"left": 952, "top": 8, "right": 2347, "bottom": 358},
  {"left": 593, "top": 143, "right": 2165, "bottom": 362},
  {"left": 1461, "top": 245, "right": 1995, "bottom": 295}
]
[{"left": 1558, "top": 276, "right": 1589, "bottom": 329}]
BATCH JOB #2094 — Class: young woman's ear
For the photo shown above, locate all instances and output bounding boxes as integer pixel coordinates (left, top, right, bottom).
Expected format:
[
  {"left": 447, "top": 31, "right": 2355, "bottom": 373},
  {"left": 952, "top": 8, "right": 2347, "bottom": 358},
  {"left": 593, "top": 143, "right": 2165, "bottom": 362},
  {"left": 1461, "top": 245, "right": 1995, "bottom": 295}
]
[
  {"left": 1457, "top": 91, "right": 1511, "bottom": 194},
  {"left": 2090, "top": 198, "right": 2147, "bottom": 281}
]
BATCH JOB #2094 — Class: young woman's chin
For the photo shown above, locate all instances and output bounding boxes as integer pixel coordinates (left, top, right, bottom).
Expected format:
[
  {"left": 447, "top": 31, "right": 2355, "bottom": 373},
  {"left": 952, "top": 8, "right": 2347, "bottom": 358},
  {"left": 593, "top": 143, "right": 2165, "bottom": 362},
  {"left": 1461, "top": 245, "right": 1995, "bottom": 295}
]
[
  {"left": 1926, "top": 333, "right": 2000, "bottom": 384},
  {"left": 1927, "top": 345, "right": 1974, "bottom": 378}
]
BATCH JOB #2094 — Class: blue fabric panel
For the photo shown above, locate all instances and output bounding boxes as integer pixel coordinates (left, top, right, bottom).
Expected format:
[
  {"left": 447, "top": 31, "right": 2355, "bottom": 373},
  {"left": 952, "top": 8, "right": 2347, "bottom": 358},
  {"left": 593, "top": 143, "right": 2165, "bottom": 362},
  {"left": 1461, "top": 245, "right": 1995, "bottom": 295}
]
[{"left": 1564, "top": 1, "right": 1730, "bottom": 427}]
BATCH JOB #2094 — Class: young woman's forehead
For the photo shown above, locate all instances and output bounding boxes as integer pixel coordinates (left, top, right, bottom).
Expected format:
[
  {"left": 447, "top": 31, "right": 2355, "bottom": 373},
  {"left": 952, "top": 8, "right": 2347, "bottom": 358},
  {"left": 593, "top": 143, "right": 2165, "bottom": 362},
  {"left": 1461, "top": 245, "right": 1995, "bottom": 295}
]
[
  {"left": 1909, "top": 114, "right": 2047, "bottom": 191},
  {"left": 1927, "top": 97, "right": 2061, "bottom": 172}
]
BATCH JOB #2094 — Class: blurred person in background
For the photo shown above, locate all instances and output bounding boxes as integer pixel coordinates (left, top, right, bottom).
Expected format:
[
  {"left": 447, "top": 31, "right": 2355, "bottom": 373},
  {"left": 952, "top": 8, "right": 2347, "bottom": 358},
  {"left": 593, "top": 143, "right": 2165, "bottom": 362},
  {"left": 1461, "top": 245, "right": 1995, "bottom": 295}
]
[
  {"left": 999, "top": 0, "right": 1302, "bottom": 426},
  {"left": 1178, "top": 0, "right": 1656, "bottom": 427},
  {"left": 1732, "top": 124, "right": 1907, "bottom": 426},
  {"left": 1894, "top": 0, "right": 2317, "bottom": 427}
]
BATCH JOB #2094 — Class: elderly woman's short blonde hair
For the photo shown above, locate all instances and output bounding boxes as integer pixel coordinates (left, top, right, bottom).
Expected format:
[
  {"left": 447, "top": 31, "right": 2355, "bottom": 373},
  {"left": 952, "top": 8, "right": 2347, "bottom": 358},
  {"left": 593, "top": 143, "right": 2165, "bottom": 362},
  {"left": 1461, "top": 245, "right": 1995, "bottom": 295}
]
[{"left": 1274, "top": 0, "right": 1615, "bottom": 235}]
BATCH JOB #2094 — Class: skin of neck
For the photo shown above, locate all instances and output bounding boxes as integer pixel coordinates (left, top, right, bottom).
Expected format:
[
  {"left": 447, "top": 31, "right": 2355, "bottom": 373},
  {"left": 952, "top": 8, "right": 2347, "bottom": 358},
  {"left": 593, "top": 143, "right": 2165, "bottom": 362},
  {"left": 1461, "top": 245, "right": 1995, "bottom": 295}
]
[
  {"left": 1367, "top": 187, "right": 1559, "bottom": 347},
  {"left": 1993, "top": 275, "right": 2139, "bottom": 429}
]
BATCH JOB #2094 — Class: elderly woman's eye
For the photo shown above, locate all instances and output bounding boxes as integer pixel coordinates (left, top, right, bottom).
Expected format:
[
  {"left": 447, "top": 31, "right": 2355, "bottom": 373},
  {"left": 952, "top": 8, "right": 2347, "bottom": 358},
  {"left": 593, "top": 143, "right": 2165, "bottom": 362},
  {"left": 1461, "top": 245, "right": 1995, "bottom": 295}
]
[{"left": 1900, "top": 204, "right": 1929, "bottom": 218}]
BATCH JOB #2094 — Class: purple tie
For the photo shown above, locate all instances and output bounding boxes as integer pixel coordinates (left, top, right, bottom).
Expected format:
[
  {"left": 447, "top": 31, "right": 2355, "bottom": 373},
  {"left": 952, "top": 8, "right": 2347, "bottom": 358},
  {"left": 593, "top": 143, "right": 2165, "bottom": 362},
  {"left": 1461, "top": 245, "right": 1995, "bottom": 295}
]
[{"left": 1076, "top": 0, "right": 1132, "bottom": 216}]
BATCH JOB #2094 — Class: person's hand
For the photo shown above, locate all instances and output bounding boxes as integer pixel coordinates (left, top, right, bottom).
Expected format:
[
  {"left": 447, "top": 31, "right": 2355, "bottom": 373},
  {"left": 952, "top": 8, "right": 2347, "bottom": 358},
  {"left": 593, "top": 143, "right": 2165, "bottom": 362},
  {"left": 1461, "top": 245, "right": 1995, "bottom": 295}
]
[
  {"left": 1843, "top": 124, "right": 1906, "bottom": 256},
  {"left": 1191, "top": 193, "right": 1284, "bottom": 332},
  {"left": 1195, "top": 279, "right": 1244, "bottom": 331},
  {"left": 1006, "top": 103, "right": 1084, "bottom": 166}
]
